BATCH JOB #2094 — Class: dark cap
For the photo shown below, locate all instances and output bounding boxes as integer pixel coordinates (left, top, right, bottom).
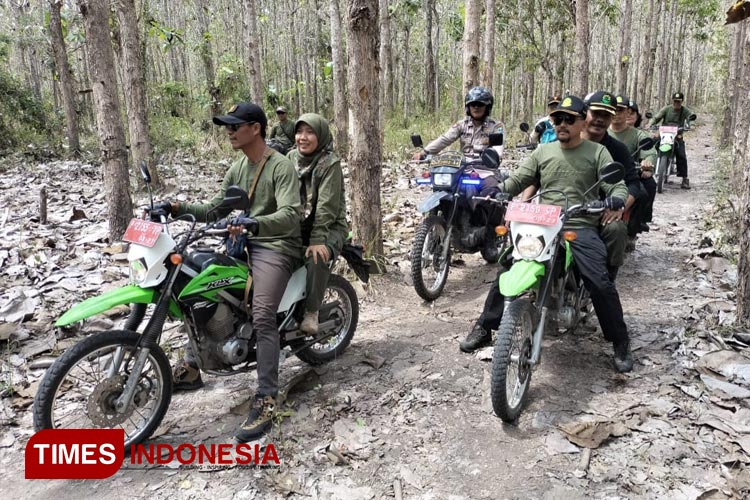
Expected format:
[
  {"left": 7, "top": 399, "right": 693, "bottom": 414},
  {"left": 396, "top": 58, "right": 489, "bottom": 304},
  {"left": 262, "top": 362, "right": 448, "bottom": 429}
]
[
  {"left": 672, "top": 92, "right": 684, "bottom": 101},
  {"left": 627, "top": 99, "right": 639, "bottom": 113},
  {"left": 584, "top": 91, "right": 617, "bottom": 115},
  {"left": 550, "top": 95, "right": 587, "bottom": 118},
  {"left": 212, "top": 102, "right": 268, "bottom": 129},
  {"left": 276, "top": 106, "right": 287, "bottom": 114},
  {"left": 615, "top": 95, "right": 630, "bottom": 109},
  {"left": 547, "top": 95, "right": 562, "bottom": 106}
]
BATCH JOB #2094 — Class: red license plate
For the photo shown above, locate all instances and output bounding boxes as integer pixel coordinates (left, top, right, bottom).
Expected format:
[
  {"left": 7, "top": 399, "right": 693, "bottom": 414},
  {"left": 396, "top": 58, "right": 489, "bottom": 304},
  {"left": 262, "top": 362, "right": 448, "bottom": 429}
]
[
  {"left": 505, "top": 202, "right": 561, "bottom": 226},
  {"left": 122, "top": 219, "right": 162, "bottom": 248}
]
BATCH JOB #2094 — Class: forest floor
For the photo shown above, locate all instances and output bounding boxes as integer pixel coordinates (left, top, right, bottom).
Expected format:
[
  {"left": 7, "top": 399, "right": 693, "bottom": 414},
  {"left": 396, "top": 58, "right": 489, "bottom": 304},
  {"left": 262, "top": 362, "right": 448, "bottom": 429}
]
[{"left": 2, "top": 119, "right": 750, "bottom": 499}]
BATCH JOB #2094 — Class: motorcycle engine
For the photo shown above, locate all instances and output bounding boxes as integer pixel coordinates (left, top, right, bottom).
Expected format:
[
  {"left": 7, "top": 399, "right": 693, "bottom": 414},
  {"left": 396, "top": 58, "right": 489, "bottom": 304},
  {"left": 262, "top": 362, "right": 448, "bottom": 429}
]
[{"left": 191, "top": 302, "right": 252, "bottom": 369}]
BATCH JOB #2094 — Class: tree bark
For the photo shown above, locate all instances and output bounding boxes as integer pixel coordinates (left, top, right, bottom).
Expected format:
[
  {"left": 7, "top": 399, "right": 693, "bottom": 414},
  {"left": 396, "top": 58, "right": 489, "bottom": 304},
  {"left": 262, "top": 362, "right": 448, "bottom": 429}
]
[
  {"left": 378, "top": 0, "right": 394, "bottom": 119},
  {"left": 113, "top": 0, "right": 159, "bottom": 187},
  {"left": 572, "top": 0, "right": 589, "bottom": 95},
  {"left": 481, "top": 0, "right": 496, "bottom": 88},
  {"left": 615, "top": 0, "right": 632, "bottom": 94},
  {"left": 48, "top": 0, "right": 80, "bottom": 157},
  {"left": 738, "top": 27, "right": 750, "bottom": 326},
  {"left": 424, "top": 0, "right": 436, "bottom": 112},
  {"left": 462, "top": 0, "right": 481, "bottom": 92},
  {"left": 244, "top": 0, "right": 264, "bottom": 105},
  {"left": 330, "top": 0, "right": 348, "bottom": 155},
  {"left": 346, "top": 0, "right": 383, "bottom": 257},
  {"left": 194, "top": 0, "right": 222, "bottom": 118},
  {"left": 78, "top": 0, "right": 133, "bottom": 242}
]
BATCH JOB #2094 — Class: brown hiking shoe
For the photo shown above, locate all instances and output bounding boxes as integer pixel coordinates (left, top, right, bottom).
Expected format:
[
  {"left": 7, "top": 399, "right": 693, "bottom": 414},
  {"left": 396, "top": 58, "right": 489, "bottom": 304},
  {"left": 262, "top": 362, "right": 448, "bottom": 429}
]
[
  {"left": 172, "top": 360, "right": 204, "bottom": 392},
  {"left": 236, "top": 395, "right": 276, "bottom": 442},
  {"left": 300, "top": 311, "right": 319, "bottom": 335}
]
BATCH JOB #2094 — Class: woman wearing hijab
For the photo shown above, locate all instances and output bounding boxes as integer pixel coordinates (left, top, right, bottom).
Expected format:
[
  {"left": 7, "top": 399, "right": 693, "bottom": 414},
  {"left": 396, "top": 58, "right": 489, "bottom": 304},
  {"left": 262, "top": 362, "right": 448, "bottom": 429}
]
[{"left": 287, "top": 113, "right": 348, "bottom": 335}]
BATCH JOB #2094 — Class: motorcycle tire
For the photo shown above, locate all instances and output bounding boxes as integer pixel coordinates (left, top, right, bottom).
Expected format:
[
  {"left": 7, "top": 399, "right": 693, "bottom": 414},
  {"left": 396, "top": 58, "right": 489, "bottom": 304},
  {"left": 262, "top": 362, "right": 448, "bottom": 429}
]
[
  {"left": 411, "top": 215, "right": 451, "bottom": 301},
  {"left": 491, "top": 298, "right": 535, "bottom": 422},
  {"left": 655, "top": 156, "right": 665, "bottom": 194},
  {"left": 295, "top": 274, "right": 359, "bottom": 365},
  {"left": 664, "top": 156, "right": 672, "bottom": 185},
  {"left": 33, "top": 330, "right": 172, "bottom": 449}
]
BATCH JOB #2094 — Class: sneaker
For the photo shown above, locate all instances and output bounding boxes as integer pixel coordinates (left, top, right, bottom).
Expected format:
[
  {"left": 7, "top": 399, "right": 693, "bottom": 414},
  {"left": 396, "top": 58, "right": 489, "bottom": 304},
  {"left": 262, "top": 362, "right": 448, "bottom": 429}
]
[
  {"left": 300, "top": 311, "right": 319, "bottom": 335},
  {"left": 459, "top": 323, "right": 492, "bottom": 353},
  {"left": 613, "top": 341, "right": 634, "bottom": 373},
  {"left": 236, "top": 395, "right": 276, "bottom": 442},
  {"left": 172, "top": 360, "right": 204, "bottom": 392},
  {"left": 681, "top": 178, "right": 691, "bottom": 190}
]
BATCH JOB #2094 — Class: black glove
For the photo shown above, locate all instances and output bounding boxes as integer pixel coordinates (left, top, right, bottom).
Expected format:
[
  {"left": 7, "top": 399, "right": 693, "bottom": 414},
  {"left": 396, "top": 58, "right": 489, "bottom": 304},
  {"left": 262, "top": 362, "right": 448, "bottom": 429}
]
[
  {"left": 494, "top": 191, "right": 511, "bottom": 202},
  {"left": 588, "top": 197, "right": 624, "bottom": 211},
  {"left": 534, "top": 122, "right": 546, "bottom": 135},
  {"left": 146, "top": 200, "right": 172, "bottom": 220},
  {"left": 229, "top": 216, "right": 259, "bottom": 236}
]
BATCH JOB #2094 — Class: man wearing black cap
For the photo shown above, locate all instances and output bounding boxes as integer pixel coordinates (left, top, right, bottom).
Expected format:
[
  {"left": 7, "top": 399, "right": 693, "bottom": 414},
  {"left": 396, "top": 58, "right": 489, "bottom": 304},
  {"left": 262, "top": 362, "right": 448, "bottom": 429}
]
[
  {"left": 530, "top": 95, "right": 561, "bottom": 145},
  {"left": 268, "top": 106, "right": 295, "bottom": 154},
  {"left": 582, "top": 91, "right": 643, "bottom": 273},
  {"left": 648, "top": 92, "right": 695, "bottom": 189},
  {"left": 461, "top": 95, "right": 634, "bottom": 372},
  {"left": 156, "top": 102, "right": 303, "bottom": 441}
]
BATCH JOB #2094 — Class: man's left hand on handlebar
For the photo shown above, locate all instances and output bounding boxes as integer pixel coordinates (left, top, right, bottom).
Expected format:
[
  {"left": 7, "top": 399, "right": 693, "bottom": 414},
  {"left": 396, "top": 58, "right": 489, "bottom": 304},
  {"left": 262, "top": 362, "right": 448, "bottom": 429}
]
[{"left": 228, "top": 216, "right": 259, "bottom": 237}]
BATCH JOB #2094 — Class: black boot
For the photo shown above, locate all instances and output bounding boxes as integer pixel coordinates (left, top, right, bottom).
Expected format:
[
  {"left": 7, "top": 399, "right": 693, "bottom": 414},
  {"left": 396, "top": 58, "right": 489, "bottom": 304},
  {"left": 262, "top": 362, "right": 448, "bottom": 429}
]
[
  {"left": 172, "top": 360, "right": 204, "bottom": 392},
  {"left": 681, "top": 177, "right": 691, "bottom": 190},
  {"left": 613, "top": 341, "right": 634, "bottom": 373},
  {"left": 460, "top": 323, "right": 492, "bottom": 353},
  {"left": 236, "top": 395, "right": 276, "bottom": 442}
]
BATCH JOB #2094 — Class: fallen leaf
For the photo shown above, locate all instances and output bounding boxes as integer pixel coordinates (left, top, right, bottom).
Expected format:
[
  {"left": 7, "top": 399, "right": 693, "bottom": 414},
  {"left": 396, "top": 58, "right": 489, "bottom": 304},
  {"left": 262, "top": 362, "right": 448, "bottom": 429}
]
[
  {"left": 545, "top": 431, "right": 581, "bottom": 455},
  {"left": 558, "top": 420, "right": 629, "bottom": 449},
  {"left": 700, "top": 374, "right": 750, "bottom": 400}
]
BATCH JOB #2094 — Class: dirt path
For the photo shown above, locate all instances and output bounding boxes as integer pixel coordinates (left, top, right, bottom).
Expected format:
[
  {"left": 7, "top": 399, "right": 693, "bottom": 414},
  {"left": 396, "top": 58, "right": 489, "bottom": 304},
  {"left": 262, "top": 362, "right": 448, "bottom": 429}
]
[{"left": 3, "top": 121, "right": 747, "bottom": 499}]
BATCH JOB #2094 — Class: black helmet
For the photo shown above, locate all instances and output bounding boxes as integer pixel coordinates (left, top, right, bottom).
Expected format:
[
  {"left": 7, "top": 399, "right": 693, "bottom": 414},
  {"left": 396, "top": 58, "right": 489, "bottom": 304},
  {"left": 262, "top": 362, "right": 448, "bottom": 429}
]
[{"left": 464, "top": 86, "right": 494, "bottom": 118}]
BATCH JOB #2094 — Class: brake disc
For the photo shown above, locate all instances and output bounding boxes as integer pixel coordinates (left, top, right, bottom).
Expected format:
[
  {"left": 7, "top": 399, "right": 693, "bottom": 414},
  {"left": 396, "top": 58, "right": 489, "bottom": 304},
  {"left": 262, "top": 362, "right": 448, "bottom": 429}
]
[{"left": 87, "top": 374, "right": 133, "bottom": 426}]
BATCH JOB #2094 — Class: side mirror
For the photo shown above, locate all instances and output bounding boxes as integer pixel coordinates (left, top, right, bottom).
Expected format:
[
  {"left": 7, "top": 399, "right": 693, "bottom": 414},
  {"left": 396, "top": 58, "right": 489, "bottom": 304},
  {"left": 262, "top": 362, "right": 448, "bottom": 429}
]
[
  {"left": 221, "top": 185, "right": 250, "bottom": 210},
  {"left": 139, "top": 161, "right": 151, "bottom": 184},
  {"left": 689, "top": 113, "right": 697, "bottom": 121},
  {"left": 480, "top": 148, "right": 500, "bottom": 170},
  {"left": 600, "top": 162, "right": 625, "bottom": 183},
  {"left": 519, "top": 122, "right": 530, "bottom": 133},
  {"left": 637, "top": 137, "right": 655, "bottom": 151},
  {"left": 411, "top": 134, "right": 423, "bottom": 148},
  {"left": 645, "top": 112, "right": 653, "bottom": 119},
  {"left": 488, "top": 132, "right": 503, "bottom": 146}
]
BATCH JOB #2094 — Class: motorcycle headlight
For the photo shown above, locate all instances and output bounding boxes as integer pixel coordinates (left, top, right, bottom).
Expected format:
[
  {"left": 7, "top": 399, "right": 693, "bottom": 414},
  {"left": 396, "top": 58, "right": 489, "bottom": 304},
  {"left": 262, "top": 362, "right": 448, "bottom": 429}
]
[
  {"left": 433, "top": 173, "right": 453, "bottom": 187},
  {"left": 517, "top": 236, "right": 544, "bottom": 259},
  {"left": 129, "top": 258, "right": 148, "bottom": 284}
]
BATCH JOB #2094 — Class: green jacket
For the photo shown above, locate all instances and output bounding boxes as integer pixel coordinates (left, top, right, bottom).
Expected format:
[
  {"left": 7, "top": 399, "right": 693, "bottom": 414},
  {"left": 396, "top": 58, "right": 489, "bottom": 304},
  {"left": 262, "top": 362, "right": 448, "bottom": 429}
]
[
  {"left": 287, "top": 113, "right": 348, "bottom": 251},
  {"left": 269, "top": 121, "right": 295, "bottom": 147},
  {"left": 649, "top": 105, "right": 693, "bottom": 127},
  {"left": 176, "top": 151, "right": 303, "bottom": 259},
  {"left": 500, "top": 140, "right": 628, "bottom": 229},
  {"left": 608, "top": 127, "right": 657, "bottom": 164}
]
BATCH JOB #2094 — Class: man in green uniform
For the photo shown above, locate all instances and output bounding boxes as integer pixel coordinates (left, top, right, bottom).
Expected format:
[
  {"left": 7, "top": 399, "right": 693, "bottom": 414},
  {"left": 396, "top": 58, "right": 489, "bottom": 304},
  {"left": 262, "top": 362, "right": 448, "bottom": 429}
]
[
  {"left": 268, "top": 106, "right": 295, "bottom": 154},
  {"left": 461, "top": 96, "right": 634, "bottom": 372},
  {"left": 648, "top": 92, "right": 695, "bottom": 189},
  {"left": 156, "top": 102, "right": 303, "bottom": 441}
]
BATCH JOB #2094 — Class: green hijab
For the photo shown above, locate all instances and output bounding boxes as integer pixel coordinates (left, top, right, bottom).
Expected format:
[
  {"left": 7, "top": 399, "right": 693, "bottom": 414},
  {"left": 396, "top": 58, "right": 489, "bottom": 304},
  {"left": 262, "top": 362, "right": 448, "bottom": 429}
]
[{"left": 292, "top": 113, "right": 335, "bottom": 177}]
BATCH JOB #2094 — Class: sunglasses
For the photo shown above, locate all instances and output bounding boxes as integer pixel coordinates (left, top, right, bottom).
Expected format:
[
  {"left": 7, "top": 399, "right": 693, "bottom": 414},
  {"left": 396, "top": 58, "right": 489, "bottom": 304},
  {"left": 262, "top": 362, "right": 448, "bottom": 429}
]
[
  {"left": 226, "top": 122, "right": 256, "bottom": 132},
  {"left": 468, "top": 102, "right": 486, "bottom": 108},
  {"left": 551, "top": 114, "right": 580, "bottom": 126}
]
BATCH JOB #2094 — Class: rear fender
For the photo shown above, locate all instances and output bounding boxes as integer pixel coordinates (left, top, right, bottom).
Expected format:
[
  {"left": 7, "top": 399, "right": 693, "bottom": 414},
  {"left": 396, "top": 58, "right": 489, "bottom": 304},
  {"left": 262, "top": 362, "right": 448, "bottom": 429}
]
[{"left": 56, "top": 285, "right": 182, "bottom": 327}]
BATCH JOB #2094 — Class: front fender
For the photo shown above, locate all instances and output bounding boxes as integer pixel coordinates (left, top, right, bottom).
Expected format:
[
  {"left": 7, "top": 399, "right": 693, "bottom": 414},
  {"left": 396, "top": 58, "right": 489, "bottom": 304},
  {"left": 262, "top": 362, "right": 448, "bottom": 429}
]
[
  {"left": 498, "top": 260, "right": 546, "bottom": 297},
  {"left": 418, "top": 191, "right": 451, "bottom": 213},
  {"left": 56, "top": 285, "right": 182, "bottom": 327}
]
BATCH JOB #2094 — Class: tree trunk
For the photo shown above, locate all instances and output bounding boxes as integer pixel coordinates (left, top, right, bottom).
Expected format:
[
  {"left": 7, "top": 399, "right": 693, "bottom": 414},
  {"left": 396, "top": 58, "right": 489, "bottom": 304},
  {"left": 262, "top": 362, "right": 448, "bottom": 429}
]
[
  {"left": 640, "top": 0, "right": 659, "bottom": 110},
  {"left": 402, "top": 27, "right": 411, "bottom": 121},
  {"left": 737, "top": 27, "right": 750, "bottom": 326},
  {"left": 572, "top": 0, "right": 589, "bottom": 95},
  {"left": 424, "top": 0, "right": 436, "bottom": 112},
  {"left": 346, "top": 0, "right": 383, "bottom": 257},
  {"left": 244, "top": 0, "right": 264, "bottom": 105},
  {"left": 194, "top": 0, "right": 222, "bottom": 118},
  {"left": 330, "top": 0, "right": 349, "bottom": 155},
  {"left": 481, "top": 0, "right": 496, "bottom": 88},
  {"left": 378, "top": 0, "right": 394, "bottom": 119},
  {"left": 615, "top": 0, "right": 632, "bottom": 94},
  {"left": 48, "top": 0, "right": 80, "bottom": 157},
  {"left": 113, "top": 0, "right": 159, "bottom": 187},
  {"left": 78, "top": 0, "right": 133, "bottom": 242},
  {"left": 462, "top": 0, "right": 481, "bottom": 92}
]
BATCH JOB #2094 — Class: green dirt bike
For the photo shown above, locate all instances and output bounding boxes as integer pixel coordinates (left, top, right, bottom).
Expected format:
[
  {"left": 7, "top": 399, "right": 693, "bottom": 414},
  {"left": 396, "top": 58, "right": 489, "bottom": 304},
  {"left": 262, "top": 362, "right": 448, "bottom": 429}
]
[
  {"left": 33, "top": 165, "right": 369, "bottom": 448},
  {"left": 486, "top": 162, "right": 624, "bottom": 422}
]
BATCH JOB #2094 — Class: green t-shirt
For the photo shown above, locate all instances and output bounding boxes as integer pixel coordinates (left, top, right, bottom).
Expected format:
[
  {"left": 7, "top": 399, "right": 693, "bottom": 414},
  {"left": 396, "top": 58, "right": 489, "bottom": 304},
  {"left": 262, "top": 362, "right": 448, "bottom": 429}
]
[
  {"left": 608, "top": 127, "right": 656, "bottom": 164},
  {"left": 177, "top": 151, "right": 303, "bottom": 259},
  {"left": 649, "top": 105, "right": 693, "bottom": 127},
  {"left": 501, "top": 140, "right": 628, "bottom": 229}
]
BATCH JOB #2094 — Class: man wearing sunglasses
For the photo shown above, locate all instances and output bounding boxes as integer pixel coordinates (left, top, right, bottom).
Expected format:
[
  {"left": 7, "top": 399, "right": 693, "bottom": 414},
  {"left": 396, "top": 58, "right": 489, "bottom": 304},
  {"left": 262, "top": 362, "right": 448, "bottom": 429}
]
[
  {"left": 153, "top": 102, "right": 303, "bottom": 441},
  {"left": 462, "top": 95, "right": 634, "bottom": 373}
]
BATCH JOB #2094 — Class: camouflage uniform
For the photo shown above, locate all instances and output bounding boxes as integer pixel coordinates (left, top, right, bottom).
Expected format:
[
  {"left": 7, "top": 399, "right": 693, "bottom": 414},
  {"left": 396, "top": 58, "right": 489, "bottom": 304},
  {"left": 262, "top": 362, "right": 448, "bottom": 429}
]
[{"left": 424, "top": 117, "right": 504, "bottom": 157}]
